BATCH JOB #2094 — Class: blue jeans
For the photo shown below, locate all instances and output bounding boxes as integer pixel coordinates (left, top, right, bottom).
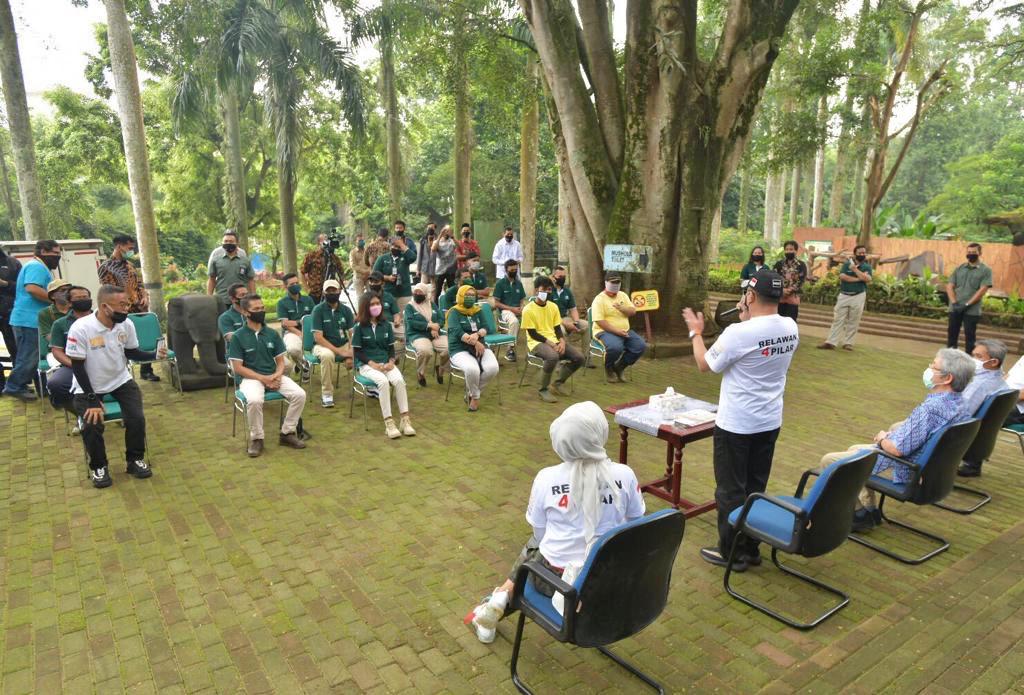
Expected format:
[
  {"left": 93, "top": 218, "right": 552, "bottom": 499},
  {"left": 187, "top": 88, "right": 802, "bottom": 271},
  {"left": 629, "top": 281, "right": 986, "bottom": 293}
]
[
  {"left": 3, "top": 325, "right": 38, "bottom": 395},
  {"left": 597, "top": 330, "right": 646, "bottom": 369}
]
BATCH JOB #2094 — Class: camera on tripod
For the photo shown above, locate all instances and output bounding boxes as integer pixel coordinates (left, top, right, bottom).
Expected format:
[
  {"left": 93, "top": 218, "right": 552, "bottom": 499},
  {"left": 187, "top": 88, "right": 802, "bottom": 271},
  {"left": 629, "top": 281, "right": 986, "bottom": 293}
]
[{"left": 323, "top": 229, "right": 342, "bottom": 251}]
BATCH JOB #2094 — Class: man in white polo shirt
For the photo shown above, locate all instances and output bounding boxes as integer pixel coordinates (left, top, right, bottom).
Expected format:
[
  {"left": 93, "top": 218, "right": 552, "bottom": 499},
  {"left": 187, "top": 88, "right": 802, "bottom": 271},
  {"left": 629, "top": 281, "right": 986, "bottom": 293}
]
[
  {"left": 682, "top": 270, "right": 799, "bottom": 572},
  {"left": 66, "top": 284, "right": 165, "bottom": 489}
]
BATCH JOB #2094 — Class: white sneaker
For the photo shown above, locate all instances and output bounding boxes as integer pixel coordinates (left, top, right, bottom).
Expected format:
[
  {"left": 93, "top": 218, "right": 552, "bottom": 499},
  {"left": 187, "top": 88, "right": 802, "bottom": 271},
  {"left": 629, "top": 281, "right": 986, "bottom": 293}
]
[
  {"left": 384, "top": 418, "right": 401, "bottom": 439},
  {"left": 399, "top": 416, "right": 416, "bottom": 436},
  {"left": 466, "top": 589, "right": 508, "bottom": 644},
  {"left": 321, "top": 394, "right": 335, "bottom": 408}
]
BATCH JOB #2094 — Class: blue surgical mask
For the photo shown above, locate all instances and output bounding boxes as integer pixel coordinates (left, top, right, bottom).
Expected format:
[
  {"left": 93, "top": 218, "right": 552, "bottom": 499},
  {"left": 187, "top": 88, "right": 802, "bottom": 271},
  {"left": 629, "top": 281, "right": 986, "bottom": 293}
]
[{"left": 922, "top": 367, "right": 935, "bottom": 389}]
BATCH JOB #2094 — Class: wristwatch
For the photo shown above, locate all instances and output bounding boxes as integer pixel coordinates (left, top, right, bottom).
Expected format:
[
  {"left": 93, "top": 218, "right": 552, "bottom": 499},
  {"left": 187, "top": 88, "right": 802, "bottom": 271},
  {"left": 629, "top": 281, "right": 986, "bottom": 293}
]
[{"left": 688, "top": 330, "right": 697, "bottom": 339}]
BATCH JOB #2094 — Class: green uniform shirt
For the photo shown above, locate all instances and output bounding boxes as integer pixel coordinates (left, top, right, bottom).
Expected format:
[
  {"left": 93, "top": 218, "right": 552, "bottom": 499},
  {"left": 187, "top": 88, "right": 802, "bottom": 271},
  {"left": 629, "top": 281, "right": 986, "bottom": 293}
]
[
  {"left": 378, "top": 289, "right": 399, "bottom": 321},
  {"left": 311, "top": 301, "right": 354, "bottom": 348},
  {"left": 218, "top": 307, "right": 246, "bottom": 337},
  {"left": 403, "top": 302, "right": 443, "bottom": 343},
  {"left": 49, "top": 313, "right": 80, "bottom": 351},
  {"left": 470, "top": 271, "right": 487, "bottom": 291},
  {"left": 227, "top": 324, "right": 286, "bottom": 376},
  {"left": 552, "top": 286, "right": 577, "bottom": 318},
  {"left": 372, "top": 247, "right": 417, "bottom": 298},
  {"left": 445, "top": 309, "right": 485, "bottom": 357},
  {"left": 493, "top": 277, "right": 526, "bottom": 309},
  {"left": 839, "top": 261, "right": 872, "bottom": 295},
  {"left": 740, "top": 262, "right": 766, "bottom": 281},
  {"left": 276, "top": 293, "right": 315, "bottom": 325},
  {"left": 950, "top": 262, "right": 993, "bottom": 316},
  {"left": 208, "top": 253, "right": 253, "bottom": 302},
  {"left": 351, "top": 321, "right": 395, "bottom": 366},
  {"left": 37, "top": 305, "right": 65, "bottom": 347}
]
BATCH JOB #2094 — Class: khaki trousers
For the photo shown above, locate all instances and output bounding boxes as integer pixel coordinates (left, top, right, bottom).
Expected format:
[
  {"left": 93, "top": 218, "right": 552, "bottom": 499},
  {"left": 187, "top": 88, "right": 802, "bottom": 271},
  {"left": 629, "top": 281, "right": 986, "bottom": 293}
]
[
  {"left": 818, "top": 444, "right": 892, "bottom": 509},
  {"left": 826, "top": 292, "right": 867, "bottom": 347},
  {"left": 311, "top": 344, "right": 351, "bottom": 396},
  {"left": 411, "top": 336, "right": 449, "bottom": 376},
  {"left": 239, "top": 376, "right": 306, "bottom": 440},
  {"left": 283, "top": 332, "right": 303, "bottom": 368}
]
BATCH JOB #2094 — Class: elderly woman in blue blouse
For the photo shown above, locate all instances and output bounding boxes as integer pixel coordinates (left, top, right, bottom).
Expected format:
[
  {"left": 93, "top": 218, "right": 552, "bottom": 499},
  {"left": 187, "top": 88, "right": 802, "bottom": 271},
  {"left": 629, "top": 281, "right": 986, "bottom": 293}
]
[{"left": 817, "top": 347, "right": 975, "bottom": 533}]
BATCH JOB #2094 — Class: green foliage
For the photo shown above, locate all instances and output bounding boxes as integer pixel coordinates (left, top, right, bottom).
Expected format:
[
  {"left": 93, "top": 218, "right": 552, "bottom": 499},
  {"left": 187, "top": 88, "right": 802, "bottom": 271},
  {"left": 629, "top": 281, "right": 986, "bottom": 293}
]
[{"left": 875, "top": 205, "right": 952, "bottom": 239}]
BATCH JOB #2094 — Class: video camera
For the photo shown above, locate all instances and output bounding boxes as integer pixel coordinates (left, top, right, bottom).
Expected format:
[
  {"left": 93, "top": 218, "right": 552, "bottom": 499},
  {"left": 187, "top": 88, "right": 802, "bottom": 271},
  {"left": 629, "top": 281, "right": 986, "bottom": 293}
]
[{"left": 323, "top": 229, "right": 342, "bottom": 251}]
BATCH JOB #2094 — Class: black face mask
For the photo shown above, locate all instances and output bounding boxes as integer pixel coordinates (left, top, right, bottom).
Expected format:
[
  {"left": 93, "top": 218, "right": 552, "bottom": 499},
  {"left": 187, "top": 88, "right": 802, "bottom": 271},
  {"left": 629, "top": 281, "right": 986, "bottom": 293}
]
[
  {"left": 71, "top": 299, "right": 92, "bottom": 313},
  {"left": 785, "top": 252, "right": 796, "bottom": 260},
  {"left": 505, "top": 235, "right": 514, "bottom": 242},
  {"left": 967, "top": 253, "right": 979, "bottom": 263},
  {"left": 855, "top": 254, "right": 867, "bottom": 263},
  {"left": 462, "top": 232, "right": 471, "bottom": 238},
  {"left": 41, "top": 254, "right": 61, "bottom": 269},
  {"left": 507, "top": 270, "right": 517, "bottom": 278},
  {"left": 391, "top": 248, "right": 401, "bottom": 256},
  {"left": 248, "top": 311, "right": 266, "bottom": 324},
  {"left": 751, "top": 255, "right": 764, "bottom": 263},
  {"left": 223, "top": 243, "right": 237, "bottom": 253},
  {"left": 324, "top": 292, "right": 340, "bottom": 304},
  {"left": 554, "top": 276, "right": 565, "bottom": 287},
  {"left": 413, "top": 294, "right": 427, "bottom": 304},
  {"left": 109, "top": 308, "right": 128, "bottom": 324},
  {"left": 369, "top": 284, "right": 382, "bottom": 293}
]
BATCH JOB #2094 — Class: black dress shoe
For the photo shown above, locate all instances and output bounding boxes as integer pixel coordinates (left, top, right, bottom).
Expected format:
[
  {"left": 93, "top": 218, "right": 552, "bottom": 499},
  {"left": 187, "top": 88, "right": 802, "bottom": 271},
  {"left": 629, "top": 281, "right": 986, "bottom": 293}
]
[
  {"left": 700, "top": 546, "right": 747, "bottom": 572},
  {"left": 141, "top": 372, "right": 161, "bottom": 382},
  {"left": 957, "top": 462, "right": 981, "bottom": 477},
  {"left": 852, "top": 508, "right": 877, "bottom": 533}
]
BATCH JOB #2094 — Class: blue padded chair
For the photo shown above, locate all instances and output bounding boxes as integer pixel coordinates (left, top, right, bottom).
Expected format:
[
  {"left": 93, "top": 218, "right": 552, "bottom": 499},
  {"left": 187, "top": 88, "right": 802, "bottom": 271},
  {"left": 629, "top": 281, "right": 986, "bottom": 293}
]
[
  {"left": 725, "top": 449, "right": 877, "bottom": 630},
  {"left": 849, "top": 418, "right": 981, "bottom": 565},
  {"left": 509, "top": 509, "right": 685, "bottom": 695},
  {"left": 937, "top": 389, "right": 1017, "bottom": 514},
  {"left": 128, "top": 312, "right": 181, "bottom": 393}
]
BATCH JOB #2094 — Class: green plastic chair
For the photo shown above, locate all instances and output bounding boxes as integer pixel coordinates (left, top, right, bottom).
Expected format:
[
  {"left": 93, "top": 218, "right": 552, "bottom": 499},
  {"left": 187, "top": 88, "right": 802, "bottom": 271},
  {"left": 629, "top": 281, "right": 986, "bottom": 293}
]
[
  {"left": 67, "top": 394, "right": 151, "bottom": 466},
  {"left": 232, "top": 388, "right": 285, "bottom": 447},
  {"left": 479, "top": 303, "right": 516, "bottom": 360},
  {"left": 37, "top": 331, "right": 52, "bottom": 414},
  {"left": 128, "top": 312, "right": 181, "bottom": 393}
]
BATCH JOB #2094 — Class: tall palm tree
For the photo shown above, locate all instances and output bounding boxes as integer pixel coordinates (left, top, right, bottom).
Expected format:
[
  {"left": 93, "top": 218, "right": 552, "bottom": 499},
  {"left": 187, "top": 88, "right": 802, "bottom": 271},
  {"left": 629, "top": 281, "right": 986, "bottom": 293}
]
[
  {"left": 0, "top": 0, "right": 46, "bottom": 240},
  {"left": 224, "top": 0, "right": 364, "bottom": 274}
]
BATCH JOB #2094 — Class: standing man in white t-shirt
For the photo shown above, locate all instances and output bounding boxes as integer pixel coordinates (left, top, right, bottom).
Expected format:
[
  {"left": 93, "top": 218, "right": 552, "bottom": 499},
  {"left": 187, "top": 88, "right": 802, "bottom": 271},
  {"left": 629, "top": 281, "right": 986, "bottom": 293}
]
[
  {"left": 682, "top": 270, "right": 799, "bottom": 572},
  {"left": 66, "top": 285, "right": 166, "bottom": 489}
]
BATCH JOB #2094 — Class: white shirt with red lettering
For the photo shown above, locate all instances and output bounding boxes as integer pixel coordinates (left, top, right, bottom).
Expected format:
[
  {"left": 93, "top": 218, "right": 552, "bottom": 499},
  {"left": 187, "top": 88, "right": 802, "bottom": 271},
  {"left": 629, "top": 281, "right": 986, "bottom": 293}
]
[{"left": 526, "top": 462, "right": 646, "bottom": 568}]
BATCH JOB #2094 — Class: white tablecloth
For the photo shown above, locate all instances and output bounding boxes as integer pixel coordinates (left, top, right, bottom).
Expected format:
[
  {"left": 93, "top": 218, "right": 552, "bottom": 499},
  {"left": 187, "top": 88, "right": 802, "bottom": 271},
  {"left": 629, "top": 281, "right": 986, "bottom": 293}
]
[{"left": 613, "top": 398, "right": 718, "bottom": 436}]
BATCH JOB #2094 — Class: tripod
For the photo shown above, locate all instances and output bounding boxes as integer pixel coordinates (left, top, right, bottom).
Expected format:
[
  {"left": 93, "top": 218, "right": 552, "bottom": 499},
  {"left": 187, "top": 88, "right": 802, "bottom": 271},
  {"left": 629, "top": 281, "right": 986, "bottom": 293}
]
[{"left": 322, "top": 247, "right": 356, "bottom": 309}]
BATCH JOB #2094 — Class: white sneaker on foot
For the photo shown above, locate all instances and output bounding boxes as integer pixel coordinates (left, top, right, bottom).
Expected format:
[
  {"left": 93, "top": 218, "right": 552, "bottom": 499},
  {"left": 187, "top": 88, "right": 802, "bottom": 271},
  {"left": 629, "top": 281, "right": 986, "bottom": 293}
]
[
  {"left": 321, "top": 394, "right": 335, "bottom": 408},
  {"left": 465, "top": 589, "right": 509, "bottom": 644}
]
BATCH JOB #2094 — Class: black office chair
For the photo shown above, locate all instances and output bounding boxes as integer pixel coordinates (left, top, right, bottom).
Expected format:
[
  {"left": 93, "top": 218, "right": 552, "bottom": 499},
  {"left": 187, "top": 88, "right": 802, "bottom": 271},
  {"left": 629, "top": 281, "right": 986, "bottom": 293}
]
[
  {"left": 849, "top": 418, "right": 981, "bottom": 564},
  {"left": 509, "top": 509, "right": 685, "bottom": 694},
  {"left": 725, "top": 449, "right": 877, "bottom": 630},
  {"left": 936, "top": 389, "right": 1017, "bottom": 514}
]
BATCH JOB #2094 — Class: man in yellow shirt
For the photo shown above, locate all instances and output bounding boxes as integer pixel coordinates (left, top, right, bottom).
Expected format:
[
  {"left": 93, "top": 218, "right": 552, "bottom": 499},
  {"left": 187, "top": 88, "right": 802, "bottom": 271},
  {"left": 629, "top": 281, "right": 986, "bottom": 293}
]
[
  {"left": 521, "top": 276, "right": 584, "bottom": 402},
  {"left": 591, "top": 270, "right": 646, "bottom": 382}
]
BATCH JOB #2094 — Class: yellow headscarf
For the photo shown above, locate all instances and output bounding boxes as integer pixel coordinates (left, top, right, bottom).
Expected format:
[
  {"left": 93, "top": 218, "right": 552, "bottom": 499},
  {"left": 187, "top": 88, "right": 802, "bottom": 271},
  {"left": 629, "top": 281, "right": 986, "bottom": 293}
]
[{"left": 453, "top": 283, "right": 481, "bottom": 316}]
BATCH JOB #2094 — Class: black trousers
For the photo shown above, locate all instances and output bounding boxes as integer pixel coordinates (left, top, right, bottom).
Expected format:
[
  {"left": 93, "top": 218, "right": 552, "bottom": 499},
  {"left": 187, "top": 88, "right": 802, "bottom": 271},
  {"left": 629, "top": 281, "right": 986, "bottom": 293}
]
[
  {"left": 713, "top": 426, "right": 780, "bottom": 556},
  {"left": 1004, "top": 407, "right": 1024, "bottom": 427},
  {"left": 47, "top": 366, "right": 75, "bottom": 410},
  {"left": 947, "top": 308, "right": 980, "bottom": 354},
  {"left": 777, "top": 303, "right": 799, "bottom": 322},
  {"left": 0, "top": 316, "right": 16, "bottom": 389},
  {"left": 73, "top": 380, "right": 146, "bottom": 470}
]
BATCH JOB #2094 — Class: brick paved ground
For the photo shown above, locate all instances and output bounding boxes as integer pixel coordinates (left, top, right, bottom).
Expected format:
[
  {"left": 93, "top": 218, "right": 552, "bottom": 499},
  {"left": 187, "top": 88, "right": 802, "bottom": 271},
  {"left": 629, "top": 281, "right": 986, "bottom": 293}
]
[{"left": 2, "top": 334, "right": 1023, "bottom": 693}]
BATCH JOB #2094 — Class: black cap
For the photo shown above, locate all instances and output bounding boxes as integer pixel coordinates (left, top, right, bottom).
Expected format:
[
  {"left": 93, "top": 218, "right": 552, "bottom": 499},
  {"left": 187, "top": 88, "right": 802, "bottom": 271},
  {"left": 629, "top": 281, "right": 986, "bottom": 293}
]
[
  {"left": 604, "top": 270, "right": 622, "bottom": 281},
  {"left": 745, "top": 269, "right": 784, "bottom": 299},
  {"left": 368, "top": 270, "right": 384, "bottom": 282}
]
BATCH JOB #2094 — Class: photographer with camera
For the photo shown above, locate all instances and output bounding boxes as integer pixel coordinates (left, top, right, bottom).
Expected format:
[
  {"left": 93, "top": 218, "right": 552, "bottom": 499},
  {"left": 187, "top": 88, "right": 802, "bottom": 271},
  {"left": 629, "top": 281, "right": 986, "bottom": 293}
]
[{"left": 300, "top": 232, "right": 345, "bottom": 304}]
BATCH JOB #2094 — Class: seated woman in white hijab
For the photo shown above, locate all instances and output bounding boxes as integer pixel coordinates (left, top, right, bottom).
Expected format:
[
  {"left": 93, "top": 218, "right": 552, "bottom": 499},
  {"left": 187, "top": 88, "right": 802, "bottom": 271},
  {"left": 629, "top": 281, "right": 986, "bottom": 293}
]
[{"left": 463, "top": 401, "right": 646, "bottom": 643}]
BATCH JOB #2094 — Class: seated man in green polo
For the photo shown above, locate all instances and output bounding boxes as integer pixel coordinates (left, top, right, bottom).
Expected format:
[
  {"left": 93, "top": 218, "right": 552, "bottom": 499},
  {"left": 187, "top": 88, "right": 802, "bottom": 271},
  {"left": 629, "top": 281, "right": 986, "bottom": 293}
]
[
  {"left": 493, "top": 259, "right": 526, "bottom": 362},
  {"left": 444, "top": 266, "right": 474, "bottom": 309},
  {"left": 276, "top": 272, "right": 315, "bottom": 375},
  {"left": 218, "top": 282, "right": 249, "bottom": 341},
  {"left": 227, "top": 294, "right": 307, "bottom": 458},
  {"left": 366, "top": 270, "right": 403, "bottom": 340},
  {"left": 551, "top": 265, "right": 588, "bottom": 343},
  {"left": 466, "top": 252, "right": 491, "bottom": 298},
  {"left": 310, "top": 279, "right": 354, "bottom": 408}
]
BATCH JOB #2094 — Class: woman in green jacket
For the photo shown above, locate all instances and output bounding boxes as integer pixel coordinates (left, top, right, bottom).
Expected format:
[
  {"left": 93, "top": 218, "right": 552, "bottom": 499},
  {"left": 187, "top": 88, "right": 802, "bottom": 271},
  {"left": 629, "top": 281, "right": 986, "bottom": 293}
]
[
  {"left": 404, "top": 282, "right": 449, "bottom": 387},
  {"left": 446, "top": 284, "right": 499, "bottom": 412}
]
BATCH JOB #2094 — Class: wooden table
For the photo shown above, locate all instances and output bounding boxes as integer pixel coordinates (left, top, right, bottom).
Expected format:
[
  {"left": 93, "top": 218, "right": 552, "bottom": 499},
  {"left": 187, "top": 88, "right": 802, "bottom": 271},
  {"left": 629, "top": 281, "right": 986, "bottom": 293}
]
[{"left": 605, "top": 399, "right": 717, "bottom": 519}]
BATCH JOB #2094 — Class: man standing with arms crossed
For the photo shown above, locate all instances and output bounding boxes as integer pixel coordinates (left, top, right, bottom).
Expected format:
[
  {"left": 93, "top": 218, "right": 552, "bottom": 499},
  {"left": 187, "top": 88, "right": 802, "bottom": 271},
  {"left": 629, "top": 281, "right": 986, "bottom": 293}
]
[
  {"left": 818, "top": 245, "right": 872, "bottom": 351},
  {"left": 682, "top": 270, "right": 799, "bottom": 572}
]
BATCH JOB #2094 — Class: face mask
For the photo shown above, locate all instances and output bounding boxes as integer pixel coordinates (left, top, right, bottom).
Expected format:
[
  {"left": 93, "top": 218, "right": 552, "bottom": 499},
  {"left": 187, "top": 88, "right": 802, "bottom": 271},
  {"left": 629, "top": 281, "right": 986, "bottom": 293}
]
[
  {"left": 505, "top": 235, "right": 514, "bottom": 242},
  {"left": 462, "top": 232, "right": 471, "bottom": 238},
  {"left": 461, "top": 277, "right": 472, "bottom": 286},
  {"left": 124, "top": 250, "right": 136, "bottom": 260},
  {"left": 357, "top": 240, "right": 365, "bottom": 249},
  {"left": 922, "top": 367, "right": 942, "bottom": 389},
  {"left": 536, "top": 291, "right": 549, "bottom": 302},
  {"left": 507, "top": 270, "right": 518, "bottom": 278},
  {"left": 470, "top": 262, "right": 481, "bottom": 271},
  {"left": 605, "top": 281, "right": 621, "bottom": 293},
  {"left": 71, "top": 298, "right": 93, "bottom": 313},
  {"left": 42, "top": 254, "right": 61, "bottom": 269},
  {"left": 973, "top": 357, "right": 991, "bottom": 375},
  {"left": 785, "top": 251, "right": 796, "bottom": 260},
  {"left": 324, "top": 292, "right": 340, "bottom": 304},
  {"left": 967, "top": 253, "right": 979, "bottom": 263},
  {"left": 222, "top": 243, "right": 237, "bottom": 253},
  {"left": 108, "top": 307, "right": 128, "bottom": 324},
  {"left": 751, "top": 255, "right": 764, "bottom": 263},
  {"left": 855, "top": 254, "right": 867, "bottom": 262},
  {"left": 288, "top": 283, "right": 301, "bottom": 295},
  {"left": 463, "top": 295, "right": 477, "bottom": 308},
  {"left": 391, "top": 248, "right": 401, "bottom": 256},
  {"left": 248, "top": 310, "right": 266, "bottom": 324},
  {"left": 554, "top": 276, "right": 565, "bottom": 287},
  {"left": 369, "top": 304, "right": 383, "bottom": 317},
  {"left": 369, "top": 284, "right": 382, "bottom": 292},
  {"left": 413, "top": 294, "right": 426, "bottom": 304}
]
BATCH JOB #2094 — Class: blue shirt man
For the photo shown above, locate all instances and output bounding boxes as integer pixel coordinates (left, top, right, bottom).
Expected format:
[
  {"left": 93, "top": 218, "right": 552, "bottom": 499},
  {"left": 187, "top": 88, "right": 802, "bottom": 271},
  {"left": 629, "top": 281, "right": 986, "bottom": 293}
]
[{"left": 3, "top": 240, "right": 61, "bottom": 401}]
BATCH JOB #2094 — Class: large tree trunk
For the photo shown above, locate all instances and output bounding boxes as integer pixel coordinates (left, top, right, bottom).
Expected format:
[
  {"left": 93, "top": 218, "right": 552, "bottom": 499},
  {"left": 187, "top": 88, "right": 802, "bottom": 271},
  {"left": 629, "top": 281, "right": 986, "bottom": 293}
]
[
  {"left": 380, "top": 34, "right": 402, "bottom": 222},
  {"left": 828, "top": 93, "right": 858, "bottom": 224},
  {"left": 278, "top": 166, "right": 297, "bottom": 274},
  {"left": 709, "top": 206, "right": 722, "bottom": 262},
  {"left": 103, "top": 0, "right": 164, "bottom": 319},
  {"left": 812, "top": 145, "right": 825, "bottom": 227},
  {"left": 737, "top": 166, "right": 749, "bottom": 233},
  {"left": 452, "top": 10, "right": 472, "bottom": 228},
  {"left": 0, "top": 134, "right": 18, "bottom": 237},
  {"left": 220, "top": 88, "right": 249, "bottom": 251},
  {"left": 557, "top": 165, "right": 571, "bottom": 263},
  {"left": 0, "top": 0, "right": 45, "bottom": 241},
  {"left": 788, "top": 163, "right": 802, "bottom": 228},
  {"left": 519, "top": 58, "right": 540, "bottom": 272}
]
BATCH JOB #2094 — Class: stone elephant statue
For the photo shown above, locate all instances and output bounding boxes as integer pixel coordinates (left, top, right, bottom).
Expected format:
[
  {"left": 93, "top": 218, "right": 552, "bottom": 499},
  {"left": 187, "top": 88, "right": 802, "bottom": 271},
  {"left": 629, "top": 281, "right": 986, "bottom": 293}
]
[{"left": 167, "top": 293, "right": 227, "bottom": 391}]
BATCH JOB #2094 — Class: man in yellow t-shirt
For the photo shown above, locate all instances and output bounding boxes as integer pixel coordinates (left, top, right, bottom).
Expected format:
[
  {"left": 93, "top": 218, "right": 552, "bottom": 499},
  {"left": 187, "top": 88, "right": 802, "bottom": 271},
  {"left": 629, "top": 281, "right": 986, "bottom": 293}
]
[
  {"left": 521, "top": 276, "right": 585, "bottom": 402},
  {"left": 591, "top": 270, "right": 646, "bottom": 382}
]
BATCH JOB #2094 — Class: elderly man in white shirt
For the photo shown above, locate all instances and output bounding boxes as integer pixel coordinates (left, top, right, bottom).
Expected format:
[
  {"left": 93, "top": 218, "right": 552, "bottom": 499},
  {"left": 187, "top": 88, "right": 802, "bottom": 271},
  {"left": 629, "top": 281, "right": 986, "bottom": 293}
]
[{"left": 491, "top": 226, "right": 524, "bottom": 280}]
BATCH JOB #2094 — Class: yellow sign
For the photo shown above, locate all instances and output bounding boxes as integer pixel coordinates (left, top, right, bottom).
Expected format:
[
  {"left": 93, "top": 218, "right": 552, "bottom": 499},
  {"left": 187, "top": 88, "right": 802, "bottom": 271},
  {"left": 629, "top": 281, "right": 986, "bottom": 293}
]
[{"left": 630, "top": 290, "right": 659, "bottom": 312}]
